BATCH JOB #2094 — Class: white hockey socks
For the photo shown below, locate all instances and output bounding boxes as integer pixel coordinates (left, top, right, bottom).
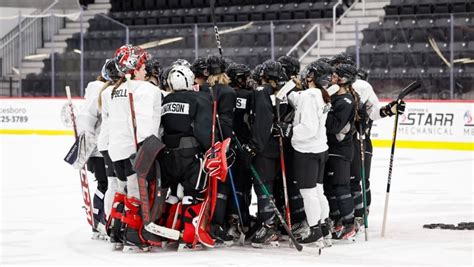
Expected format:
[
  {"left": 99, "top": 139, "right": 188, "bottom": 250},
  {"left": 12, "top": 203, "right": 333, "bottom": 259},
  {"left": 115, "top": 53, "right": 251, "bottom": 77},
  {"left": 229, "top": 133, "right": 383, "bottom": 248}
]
[{"left": 300, "top": 187, "right": 322, "bottom": 227}]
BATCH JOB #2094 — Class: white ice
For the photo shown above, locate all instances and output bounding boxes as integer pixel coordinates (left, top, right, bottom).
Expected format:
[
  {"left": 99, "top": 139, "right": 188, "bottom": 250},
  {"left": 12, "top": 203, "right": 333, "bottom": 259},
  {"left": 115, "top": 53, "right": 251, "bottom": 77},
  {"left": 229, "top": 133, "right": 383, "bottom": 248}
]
[{"left": 1, "top": 135, "right": 473, "bottom": 267}]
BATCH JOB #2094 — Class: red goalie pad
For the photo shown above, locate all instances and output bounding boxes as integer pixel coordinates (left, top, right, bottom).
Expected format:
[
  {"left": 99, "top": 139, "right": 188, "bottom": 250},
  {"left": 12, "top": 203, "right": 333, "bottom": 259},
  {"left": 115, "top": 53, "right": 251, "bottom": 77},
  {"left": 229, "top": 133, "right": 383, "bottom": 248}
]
[{"left": 204, "top": 138, "right": 231, "bottom": 183}]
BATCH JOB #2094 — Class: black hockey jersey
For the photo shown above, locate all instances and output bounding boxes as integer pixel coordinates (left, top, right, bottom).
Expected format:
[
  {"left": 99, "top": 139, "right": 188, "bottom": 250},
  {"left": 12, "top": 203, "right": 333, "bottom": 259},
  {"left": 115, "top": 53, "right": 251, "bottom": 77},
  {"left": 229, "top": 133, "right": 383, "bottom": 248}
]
[
  {"left": 233, "top": 88, "right": 252, "bottom": 144},
  {"left": 161, "top": 90, "right": 212, "bottom": 150},
  {"left": 326, "top": 92, "right": 356, "bottom": 160},
  {"left": 212, "top": 83, "right": 237, "bottom": 140}
]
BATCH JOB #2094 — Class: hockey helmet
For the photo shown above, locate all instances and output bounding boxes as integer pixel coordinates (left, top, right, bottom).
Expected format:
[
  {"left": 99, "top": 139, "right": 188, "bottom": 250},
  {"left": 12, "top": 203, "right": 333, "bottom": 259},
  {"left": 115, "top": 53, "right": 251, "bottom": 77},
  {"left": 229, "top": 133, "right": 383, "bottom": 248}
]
[
  {"left": 191, "top": 57, "right": 209, "bottom": 78},
  {"left": 301, "top": 60, "right": 334, "bottom": 89},
  {"left": 334, "top": 63, "right": 358, "bottom": 85},
  {"left": 277, "top": 55, "right": 300, "bottom": 78},
  {"left": 167, "top": 65, "right": 195, "bottom": 91},
  {"left": 101, "top": 58, "right": 122, "bottom": 82},
  {"left": 145, "top": 57, "right": 162, "bottom": 80},
  {"left": 114, "top": 45, "right": 148, "bottom": 74},
  {"left": 329, "top": 52, "right": 355, "bottom": 66},
  {"left": 261, "top": 59, "right": 283, "bottom": 82},
  {"left": 206, "top": 54, "right": 226, "bottom": 75},
  {"left": 226, "top": 63, "right": 250, "bottom": 88}
]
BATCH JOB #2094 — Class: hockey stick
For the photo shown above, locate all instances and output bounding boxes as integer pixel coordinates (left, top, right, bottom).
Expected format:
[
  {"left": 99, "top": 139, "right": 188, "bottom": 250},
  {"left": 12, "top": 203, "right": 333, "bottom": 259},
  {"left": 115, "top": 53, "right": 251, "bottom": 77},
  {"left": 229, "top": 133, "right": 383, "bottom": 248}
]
[
  {"left": 214, "top": 113, "right": 246, "bottom": 245},
  {"left": 210, "top": 0, "right": 223, "bottom": 56},
  {"left": 233, "top": 134, "right": 304, "bottom": 252},
  {"left": 359, "top": 123, "right": 369, "bottom": 242},
  {"left": 65, "top": 86, "right": 94, "bottom": 229},
  {"left": 381, "top": 80, "right": 421, "bottom": 237},
  {"left": 275, "top": 98, "right": 293, "bottom": 247}
]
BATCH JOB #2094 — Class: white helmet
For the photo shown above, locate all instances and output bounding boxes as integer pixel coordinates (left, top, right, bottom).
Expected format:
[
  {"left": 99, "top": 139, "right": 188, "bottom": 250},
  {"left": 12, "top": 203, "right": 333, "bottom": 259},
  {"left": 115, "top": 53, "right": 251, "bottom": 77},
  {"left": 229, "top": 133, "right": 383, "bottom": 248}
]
[{"left": 167, "top": 65, "right": 195, "bottom": 91}]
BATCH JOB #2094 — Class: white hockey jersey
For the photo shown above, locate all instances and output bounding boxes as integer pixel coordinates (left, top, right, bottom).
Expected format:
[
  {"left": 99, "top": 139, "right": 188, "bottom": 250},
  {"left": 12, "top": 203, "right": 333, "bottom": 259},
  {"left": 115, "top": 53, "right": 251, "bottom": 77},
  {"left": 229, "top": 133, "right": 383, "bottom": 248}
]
[
  {"left": 108, "top": 80, "right": 162, "bottom": 162},
  {"left": 288, "top": 87, "right": 329, "bottom": 154},
  {"left": 352, "top": 79, "right": 383, "bottom": 121},
  {"left": 76, "top": 80, "right": 105, "bottom": 157}
]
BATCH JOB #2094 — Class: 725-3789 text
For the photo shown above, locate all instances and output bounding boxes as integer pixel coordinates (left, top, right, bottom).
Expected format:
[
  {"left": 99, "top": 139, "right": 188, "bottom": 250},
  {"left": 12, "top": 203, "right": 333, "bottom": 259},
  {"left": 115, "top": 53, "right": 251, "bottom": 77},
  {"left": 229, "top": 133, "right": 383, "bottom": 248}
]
[{"left": 0, "top": 115, "right": 28, "bottom": 123}]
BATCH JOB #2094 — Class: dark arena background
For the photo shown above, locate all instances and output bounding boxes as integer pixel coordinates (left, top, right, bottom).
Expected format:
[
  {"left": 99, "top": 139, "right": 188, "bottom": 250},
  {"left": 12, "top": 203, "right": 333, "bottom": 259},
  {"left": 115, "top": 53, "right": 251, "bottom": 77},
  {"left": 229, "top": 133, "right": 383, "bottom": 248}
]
[{"left": 0, "top": 1, "right": 472, "bottom": 266}]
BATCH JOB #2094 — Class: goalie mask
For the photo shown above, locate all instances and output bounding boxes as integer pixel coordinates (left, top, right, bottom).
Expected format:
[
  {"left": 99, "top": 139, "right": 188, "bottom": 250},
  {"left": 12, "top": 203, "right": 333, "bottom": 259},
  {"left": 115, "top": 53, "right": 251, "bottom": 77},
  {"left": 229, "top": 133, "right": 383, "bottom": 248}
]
[{"left": 114, "top": 45, "right": 148, "bottom": 75}]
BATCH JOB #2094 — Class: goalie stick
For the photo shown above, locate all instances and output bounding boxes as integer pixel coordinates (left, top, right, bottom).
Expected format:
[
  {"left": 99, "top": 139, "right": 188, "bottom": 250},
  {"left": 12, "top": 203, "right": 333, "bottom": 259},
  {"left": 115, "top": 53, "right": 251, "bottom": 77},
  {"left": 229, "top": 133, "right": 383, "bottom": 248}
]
[
  {"left": 65, "top": 86, "right": 94, "bottom": 228},
  {"left": 381, "top": 80, "right": 421, "bottom": 237},
  {"left": 127, "top": 80, "right": 181, "bottom": 241}
]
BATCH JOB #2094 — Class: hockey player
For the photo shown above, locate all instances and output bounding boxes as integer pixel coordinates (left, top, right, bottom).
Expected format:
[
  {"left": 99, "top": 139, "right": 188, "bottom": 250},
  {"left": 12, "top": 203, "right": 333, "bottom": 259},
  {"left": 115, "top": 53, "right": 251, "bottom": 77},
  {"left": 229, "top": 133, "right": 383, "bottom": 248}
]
[
  {"left": 225, "top": 62, "right": 253, "bottom": 237},
  {"left": 242, "top": 59, "right": 286, "bottom": 248},
  {"left": 273, "top": 56, "right": 308, "bottom": 240},
  {"left": 324, "top": 63, "right": 359, "bottom": 241},
  {"left": 206, "top": 54, "right": 237, "bottom": 246},
  {"left": 159, "top": 64, "right": 214, "bottom": 247},
  {"left": 329, "top": 53, "right": 405, "bottom": 230},
  {"left": 96, "top": 58, "right": 122, "bottom": 239},
  {"left": 281, "top": 60, "right": 333, "bottom": 246},
  {"left": 76, "top": 65, "right": 109, "bottom": 239},
  {"left": 107, "top": 45, "right": 162, "bottom": 251}
]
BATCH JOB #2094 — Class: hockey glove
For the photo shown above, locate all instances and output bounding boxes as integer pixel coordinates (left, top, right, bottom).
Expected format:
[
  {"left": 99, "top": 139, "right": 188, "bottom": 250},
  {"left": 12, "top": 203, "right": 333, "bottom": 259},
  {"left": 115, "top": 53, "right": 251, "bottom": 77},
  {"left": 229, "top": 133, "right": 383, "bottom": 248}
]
[
  {"left": 239, "top": 144, "right": 256, "bottom": 170},
  {"left": 272, "top": 122, "right": 293, "bottom": 139},
  {"left": 380, "top": 100, "right": 406, "bottom": 118}
]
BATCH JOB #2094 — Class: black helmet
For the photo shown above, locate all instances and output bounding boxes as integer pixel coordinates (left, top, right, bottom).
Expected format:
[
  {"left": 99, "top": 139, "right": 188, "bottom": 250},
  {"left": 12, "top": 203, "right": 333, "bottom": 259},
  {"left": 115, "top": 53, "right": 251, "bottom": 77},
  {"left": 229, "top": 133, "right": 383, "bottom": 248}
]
[
  {"left": 335, "top": 63, "right": 358, "bottom": 85},
  {"left": 301, "top": 60, "right": 334, "bottom": 89},
  {"left": 101, "top": 58, "right": 122, "bottom": 82},
  {"left": 356, "top": 68, "right": 368, "bottom": 81},
  {"left": 191, "top": 57, "right": 209, "bottom": 78},
  {"left": 206, "top": 54, "right": 227, "bottom": 75},
  {"left": 227, "top": 63, "right": 250, "bottom": 88},
  {"left": 261, "top": 59, "right": 283, "bottom": 82},
  {"left": 329, "top": 52, "right": 355, "bottom": 66},
  {"left": 145, "top": 57, "right": 162, "bottom": 80},
  {"left": 277, "top": 55, "right": 300, "bottom": 78},
  {"left": 159, "top": 66, "right": 172, "bottom": 90}
]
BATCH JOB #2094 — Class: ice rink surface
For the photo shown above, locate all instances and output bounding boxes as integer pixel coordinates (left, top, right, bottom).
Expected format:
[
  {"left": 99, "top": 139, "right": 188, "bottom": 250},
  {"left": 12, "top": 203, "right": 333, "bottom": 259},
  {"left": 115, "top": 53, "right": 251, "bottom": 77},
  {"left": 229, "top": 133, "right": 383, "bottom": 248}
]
[{"left": 1, "top": 135, "right": 473, "bottom": 267}]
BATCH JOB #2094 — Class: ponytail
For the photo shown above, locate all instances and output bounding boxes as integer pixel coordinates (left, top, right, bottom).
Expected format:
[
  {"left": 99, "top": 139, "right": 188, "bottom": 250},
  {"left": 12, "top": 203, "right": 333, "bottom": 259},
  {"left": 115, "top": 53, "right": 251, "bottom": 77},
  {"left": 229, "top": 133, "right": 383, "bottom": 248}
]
[
  {"left": 97, "top": 81, "right": 112, "bottom": 110},
  {"left": 320, "top": 88, "right": 331, "bottom": 104},
  {"left": 346, "top": 84, "right": 360, "bottom": 121}
]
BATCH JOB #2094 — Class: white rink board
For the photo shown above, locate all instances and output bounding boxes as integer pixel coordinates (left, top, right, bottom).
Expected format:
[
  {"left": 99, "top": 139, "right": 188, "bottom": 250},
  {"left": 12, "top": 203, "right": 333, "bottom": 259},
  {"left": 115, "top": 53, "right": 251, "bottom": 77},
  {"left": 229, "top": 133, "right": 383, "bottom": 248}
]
[{"left": 371, "top": 100, "right": 474, "bottom": 146}]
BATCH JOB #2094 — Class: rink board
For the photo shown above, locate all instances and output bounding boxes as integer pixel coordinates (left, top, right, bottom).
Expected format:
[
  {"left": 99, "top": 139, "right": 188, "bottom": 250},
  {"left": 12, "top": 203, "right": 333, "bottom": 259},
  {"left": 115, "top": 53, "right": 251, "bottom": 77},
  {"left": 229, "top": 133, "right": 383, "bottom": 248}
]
[{"left": 0, "top": 98, "right": 473, "bottom": 150}]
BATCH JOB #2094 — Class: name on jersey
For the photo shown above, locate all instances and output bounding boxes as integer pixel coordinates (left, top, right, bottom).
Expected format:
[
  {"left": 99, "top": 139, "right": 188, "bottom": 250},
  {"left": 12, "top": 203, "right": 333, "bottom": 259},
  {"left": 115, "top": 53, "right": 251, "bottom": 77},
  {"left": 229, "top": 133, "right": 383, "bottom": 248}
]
[
  {"left": 162, "top": 102, "right": 190, "bottom": 115},
  {"left": 236, "top": 97, "right": 247, "bottom": 109},
  {"left": 111, "top": 88, "right": 128, "bottom": 99}
]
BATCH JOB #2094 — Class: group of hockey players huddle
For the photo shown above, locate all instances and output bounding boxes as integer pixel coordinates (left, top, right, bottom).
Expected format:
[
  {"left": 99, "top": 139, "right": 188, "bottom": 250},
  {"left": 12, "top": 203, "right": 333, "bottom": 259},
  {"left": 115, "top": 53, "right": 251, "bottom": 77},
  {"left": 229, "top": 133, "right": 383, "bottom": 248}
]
[{"left": 73, "top": 44, "right": 406, "bottom": 252}]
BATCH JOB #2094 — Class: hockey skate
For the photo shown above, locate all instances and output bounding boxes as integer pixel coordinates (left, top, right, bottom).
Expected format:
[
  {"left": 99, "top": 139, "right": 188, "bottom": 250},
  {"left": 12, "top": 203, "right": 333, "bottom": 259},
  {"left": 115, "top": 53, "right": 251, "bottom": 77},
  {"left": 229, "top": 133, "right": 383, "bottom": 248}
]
[
  {"left": 210, "top": 224, "right": 234, "bottom": 247},
  {"left": 291, "top": 220, "right": 310, "bottom": 240},
  {"left": 107, "top": 192, "right": 125, "bottom": 251},
  {"left": 92, "top": 191, "right": 108, "bottom": 240},
  {"left": 354, "top": 217, "right": 364, "bottom": 233},
  {"left": 251, "top": 223, "right": 280, "bottom": 248},
  {"left": 297, "top": 225, "right": 324, "bottom": 246},
  {"left": 321, "top": 219, "right": 333, "bottom": 247},
  {"left": 333, "top": 224, "right": 357, "bottom": 244}
]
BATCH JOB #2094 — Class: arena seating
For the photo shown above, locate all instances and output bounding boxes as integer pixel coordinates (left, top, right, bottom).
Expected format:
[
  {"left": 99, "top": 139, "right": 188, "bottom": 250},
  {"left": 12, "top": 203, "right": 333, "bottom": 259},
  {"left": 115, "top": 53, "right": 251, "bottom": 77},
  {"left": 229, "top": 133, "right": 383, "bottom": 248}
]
[
  {"left": 25, "top": 1, "right": 340, "bottom": 95},
  {"left": 346, "top": 0, "right": 473, "bottom": 99}
]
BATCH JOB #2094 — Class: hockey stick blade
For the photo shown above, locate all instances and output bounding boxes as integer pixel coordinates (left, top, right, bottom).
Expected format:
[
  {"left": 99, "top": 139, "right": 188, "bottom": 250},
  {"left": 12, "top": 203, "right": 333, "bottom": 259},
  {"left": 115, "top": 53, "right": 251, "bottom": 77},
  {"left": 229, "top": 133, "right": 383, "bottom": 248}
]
[
  {"left": 144, "top": 223, "right": 181, "bottom": 240},
  {"left": 397, "top": 80, "right": 421, "bottom": 101}
]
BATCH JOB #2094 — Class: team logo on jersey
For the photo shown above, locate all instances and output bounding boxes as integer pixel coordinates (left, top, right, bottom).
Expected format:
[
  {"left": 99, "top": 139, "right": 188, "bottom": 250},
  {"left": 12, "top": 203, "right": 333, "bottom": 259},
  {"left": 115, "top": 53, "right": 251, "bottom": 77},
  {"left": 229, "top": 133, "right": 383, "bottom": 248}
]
[
  {"left": 343, "top": 97, "right": 352, "bottom": 105},
  {"left": 236, "top": 97, "right": 247, "bottom": 109},
  {"left": 162, "top": 102, "right": 190, "bottom": 115}
]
